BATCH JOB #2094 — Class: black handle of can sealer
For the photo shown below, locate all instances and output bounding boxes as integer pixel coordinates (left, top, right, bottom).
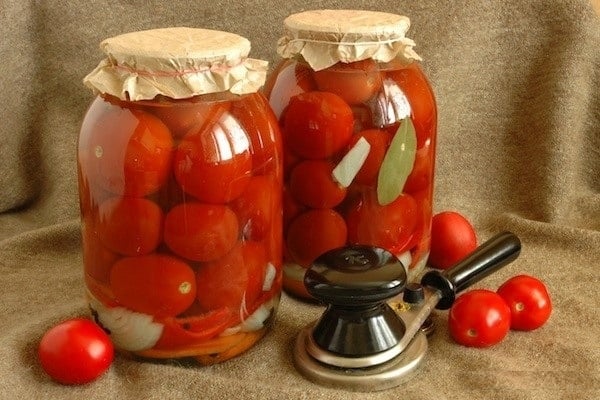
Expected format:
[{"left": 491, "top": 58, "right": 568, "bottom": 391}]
[{"left": 420, "top": 231, "right": 521, "bottom": 310}]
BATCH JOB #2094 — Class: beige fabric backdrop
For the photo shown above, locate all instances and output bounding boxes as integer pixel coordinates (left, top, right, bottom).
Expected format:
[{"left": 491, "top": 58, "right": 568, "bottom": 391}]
[{"left": 1, "top": 1, "right": 599, "bottom": 399}]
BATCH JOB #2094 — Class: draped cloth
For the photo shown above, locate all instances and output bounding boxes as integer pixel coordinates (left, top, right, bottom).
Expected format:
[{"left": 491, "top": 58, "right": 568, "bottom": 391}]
[{"left": 0, "top": 1, "right": 598, "bottom": 399}]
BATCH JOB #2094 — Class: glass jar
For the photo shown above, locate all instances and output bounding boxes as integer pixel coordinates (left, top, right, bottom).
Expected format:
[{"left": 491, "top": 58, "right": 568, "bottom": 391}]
[
  {"left": 264, "top": 10, "right": 437, "bottom": 299},
  {"left": 78, "top": 27, "right": 283, "bottom": 364}
]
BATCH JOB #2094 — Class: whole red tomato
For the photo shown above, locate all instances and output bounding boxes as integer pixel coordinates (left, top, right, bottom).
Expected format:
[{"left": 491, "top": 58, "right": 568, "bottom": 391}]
[
  {"left": 289, "top": 160, "right": 347, "bottom": 209},
  {"left": 196, "top": 241, "right": 267, "bottom": 314},
  {"left": 152, "top": 98, "right": 230, "bottom": 139},
  {"left": 38, "top": 318, "right": 114, "bottom": 385},
  {"left": 231, "top": 175, "right": 278, "bottom": 241},
  {"left": 497, "top": 275, "right": 552, "bottom": 331},
  {"left": 346, "top": 191, "right": 418, "bottom": 253},
  {"left": 163, "top": 202, "right": 239, "bottom": 262},
  {"left": 96, "top": 197, "right": 163, "bottom": 257},
  {"left": 286, "top": 209, "right": 348, "bottom": 267},
  {"left": 313, "top": 59, "right": 383, "bottom": 105},
  {"left": 283, "top": 91, "right": 354, "bottom": 159},
  {"left": 448, "top": 289, "right": 511, "bottom": 347},
  {"left": 78, "top": 99, "right": 174, "bottom": 197},
  {"left": 110, "top": 254, "right": 197, "bottom": 318},
  {"left": 429, "top": 211, "right": 477, "bottom": 270},
  {"left": 173, "top": 111, "right": 252, "bottom": 204}
]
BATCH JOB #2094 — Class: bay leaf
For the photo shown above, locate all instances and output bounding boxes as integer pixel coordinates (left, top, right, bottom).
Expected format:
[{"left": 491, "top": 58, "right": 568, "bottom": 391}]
[{"left": 377, "top": 117, "right": 417, "bottom": 205}]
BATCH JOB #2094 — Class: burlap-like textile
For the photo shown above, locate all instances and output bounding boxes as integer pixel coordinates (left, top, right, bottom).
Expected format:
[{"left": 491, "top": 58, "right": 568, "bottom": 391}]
[{"left": 1, "top": 1, "right": 598, "bottom": 399}]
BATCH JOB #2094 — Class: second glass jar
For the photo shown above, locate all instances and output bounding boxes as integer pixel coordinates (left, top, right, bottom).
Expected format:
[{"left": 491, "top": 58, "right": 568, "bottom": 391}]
[{"left": 264, "top": 10, "right": 437, "bottom": 298}]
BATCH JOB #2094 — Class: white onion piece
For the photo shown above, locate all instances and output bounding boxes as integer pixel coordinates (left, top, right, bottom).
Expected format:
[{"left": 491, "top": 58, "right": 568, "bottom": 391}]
[
  {"left": 221, "top": 297, "right": 277, "bottom": 335},
  {"left": 89, "top": 296, "right": 163, "bottom": 351},
  {"left": 332, "top": 137, "right": 371, "bottom": 188},
  {"left": 396, "top": 250, "right": 412, "bottom": 274},
  {"left": 240, "top": 305, "right": 271, "bottom": 332},
  {"left": 262, "top": 262, "right": 277, "bottom": 291}
]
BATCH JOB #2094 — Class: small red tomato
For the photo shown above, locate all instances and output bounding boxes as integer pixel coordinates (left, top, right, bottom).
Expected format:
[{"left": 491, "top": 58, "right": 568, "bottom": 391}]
[
  {"left": 152, "top": 99, "right": 231, "bottom": 138},
  {"left": 96, "top": 197, "right": 163, "bottom": 257},
  {"left": 264, "top": 61, "right": 317, "bottom": 119},
  {"left": 38, "top": 318, "right": 114, "bottom": 385},
  {"left": 289, "top": 160, "right": 347, "bottom": 208},
  {"left": 196, "top": 241, "right": 267, "bottom": 313},
  {"left": 173, "top": 110, "right": 252, "bottom": 204},
  {"left": 78, "top": 99, "right": 174, "bottom": 197},
  {"left": 286, "top": 209, "right": 348, "bottom": 267},
  {"left": 497, "top": 275, "right": 552, "bottom": 331},
  {"left": 429, "top": 211, "right": 478, "bottom": 270},
  {"left": 230, "top": 93, "right": 282, "bottom": 175},
  {"left": 284, "top": 91, "right": 354, "bottom": 159},
  {"left": 403, "top": 145, "right": 434, "bottom": 194},
  {"left": 448, "top": 290, "right": 511, "bottom": 347},
  {"left": 230, "top": 175, "right": 278, "bottom": 241},
  {"left": 386, "top": 63, "right": 436, "bottom": 149},
  {"left": 313, "top": 60, "right": 383, "bottom": 105},
  {"left": 164, "top": 202, "right": 239, "bottom": 262},
  {"left": 346, "top": 191, "right": 418, "bottom": 253},
  {"left": 110, "top": 254, "right": 197, "bottom": 317}
]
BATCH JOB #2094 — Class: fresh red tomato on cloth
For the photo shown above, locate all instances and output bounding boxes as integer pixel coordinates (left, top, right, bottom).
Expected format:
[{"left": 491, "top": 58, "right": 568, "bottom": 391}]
[
  {"left": 497, "top": 274, "right": 552, "bottom": 331},
  {"left": 38, "top": 318, "right": 114, "bottom": 385},
  {"left": 448, "top": 289, "right": 511, "bottom": 347}
]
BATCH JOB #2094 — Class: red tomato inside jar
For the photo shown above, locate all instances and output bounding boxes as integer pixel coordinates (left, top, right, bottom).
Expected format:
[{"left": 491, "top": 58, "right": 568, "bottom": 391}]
[
  {"left": 264, "top": 10, "right": 437, "bottom": 299},
  {"left": 79, "top": 27, "right": 282, "bottom": 363}
]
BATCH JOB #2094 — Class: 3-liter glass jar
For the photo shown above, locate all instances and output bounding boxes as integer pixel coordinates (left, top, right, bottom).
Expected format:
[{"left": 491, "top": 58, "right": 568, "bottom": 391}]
[
  {"left": 264, "top": 10, "right": 437, "bottom": 299},
  {"left": 78, "top": 27, "right": 283, "bottom": 364}
]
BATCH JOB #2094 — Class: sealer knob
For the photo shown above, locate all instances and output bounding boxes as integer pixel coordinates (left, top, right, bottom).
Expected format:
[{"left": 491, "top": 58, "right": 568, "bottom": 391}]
[{"left": 305, "top": 245, "right": 407, "bottom": 357}]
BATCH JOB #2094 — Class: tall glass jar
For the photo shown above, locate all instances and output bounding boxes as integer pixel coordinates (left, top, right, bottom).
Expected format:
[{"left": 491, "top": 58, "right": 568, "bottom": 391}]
[
  {"left": 78, "top": 27, "right": 283, "bottom": 364},
  {"left": 264, "top": 10, "right": 437, "bottom": 299}
]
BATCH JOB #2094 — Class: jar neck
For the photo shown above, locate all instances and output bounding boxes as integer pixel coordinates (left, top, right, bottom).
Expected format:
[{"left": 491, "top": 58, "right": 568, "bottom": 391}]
[
  {"left": 293, "top": 56, "right": 420, "bottom": 73},
  {"left": 100, "top": 91, "right": 251, "bottom": 107}
]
